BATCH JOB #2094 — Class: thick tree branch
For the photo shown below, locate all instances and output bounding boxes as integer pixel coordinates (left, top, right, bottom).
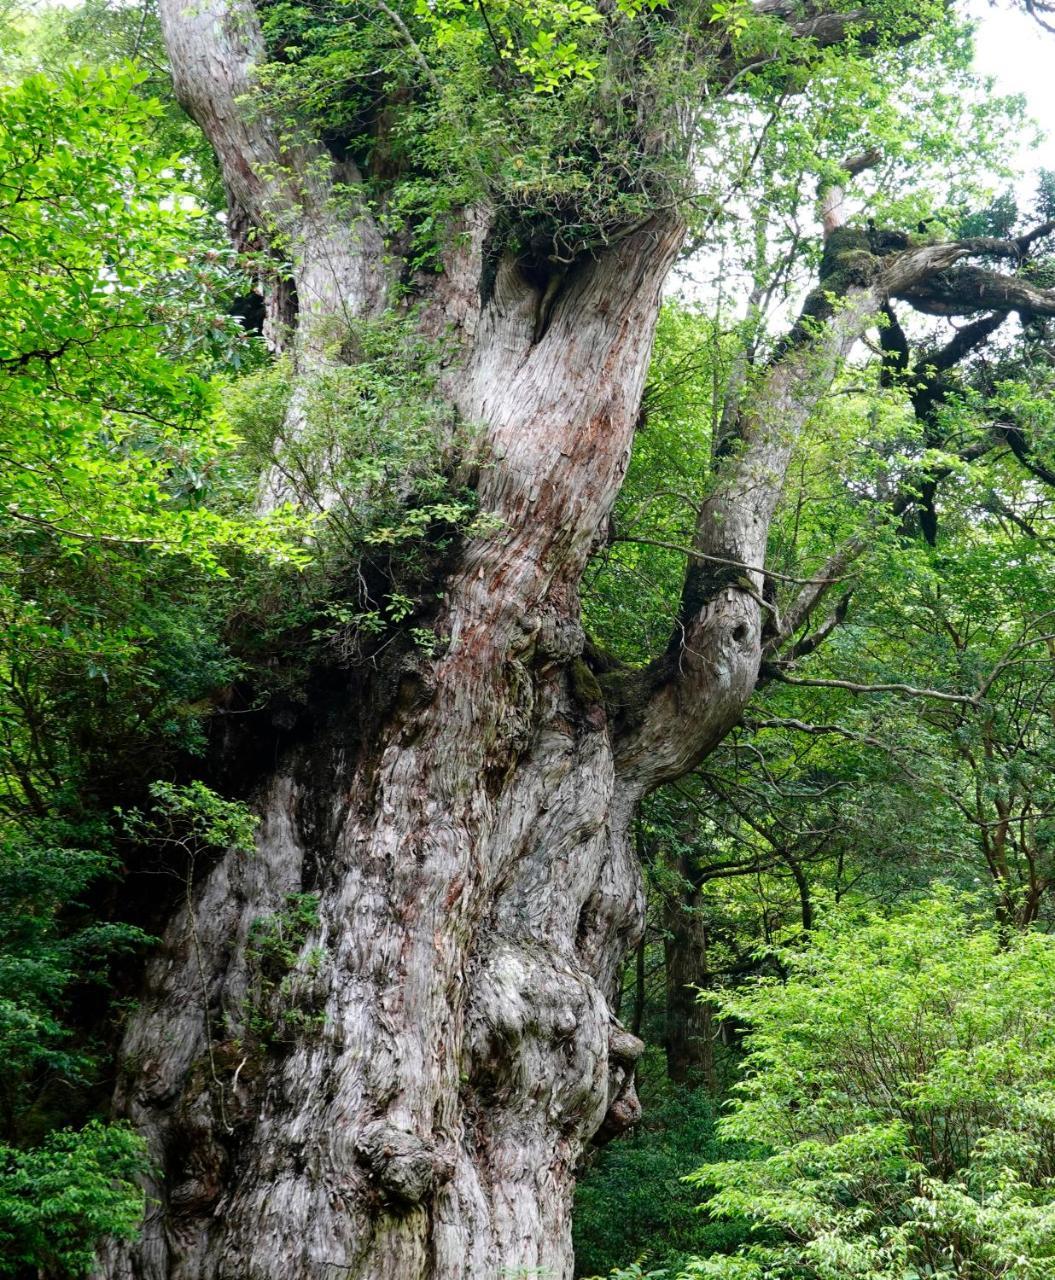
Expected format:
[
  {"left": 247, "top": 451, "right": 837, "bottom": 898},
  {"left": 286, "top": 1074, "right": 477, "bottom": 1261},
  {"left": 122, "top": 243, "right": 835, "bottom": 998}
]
[
  {"left": 611, "top": 228, "right": 1052, "bottom": 792},
  {"left": 614, "top": 272, "right": 892, "bottom": 789},
  {"left": 922, "top": 311, "right": 1007, "bottom": 375},
  {"left": 956, "top": 222, "right": 1055, "bottom": 260},
  {"left": 157, "top": 0, "right": 388, "bottom": 346},
  {"left": 752, "top": 0, "right": 876, "bottom": 45},
  {"left": 898, "top": 263, "right": 1055, "bottom": 318}
]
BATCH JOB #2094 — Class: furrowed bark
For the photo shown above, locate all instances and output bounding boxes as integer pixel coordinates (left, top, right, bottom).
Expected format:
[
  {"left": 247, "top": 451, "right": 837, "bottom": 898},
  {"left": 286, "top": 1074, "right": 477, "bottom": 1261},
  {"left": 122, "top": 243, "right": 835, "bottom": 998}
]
[
  {"left": 106, "top": 128, "right": 684, "bottom": 1278},
  {"left": 103, "top": 6, "right": 1055, "bottom": 1277}
]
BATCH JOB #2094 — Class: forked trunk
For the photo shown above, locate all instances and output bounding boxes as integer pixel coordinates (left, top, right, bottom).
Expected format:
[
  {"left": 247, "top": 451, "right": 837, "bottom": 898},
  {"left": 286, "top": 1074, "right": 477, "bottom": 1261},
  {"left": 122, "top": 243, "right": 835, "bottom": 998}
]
[
  {"left": 106, "top": 219, "right": 695, "bottom": 1280},
  {"left": 104, "top": 1, "right": 951, "bottom": 1269}
]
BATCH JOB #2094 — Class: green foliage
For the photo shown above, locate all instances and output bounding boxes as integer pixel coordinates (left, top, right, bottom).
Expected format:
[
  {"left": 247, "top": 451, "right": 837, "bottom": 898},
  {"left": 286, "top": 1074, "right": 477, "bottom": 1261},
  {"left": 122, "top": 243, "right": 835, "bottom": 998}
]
[
  {"left": 244, "top": 892, "right": 324, "bottom": 1045},
  {"left": 688, "top": 896, "right": 1055, "bottom": 1279},
  {"left": 256, "top": 0, "right": 694, "bottom": 257},
  {"left": 0, "top": 62, "right": 297, "bottom": 844},
  {"left": 585, "top": 302, "right": 721, "bottom": 662},
  {"left": 0, "top": 540, "right": 242, "bottom": 826},
  {"left": 0, "top": 830, "right": 149, "bottom": 1145},
  {"left": 226, "top": 312, "right": 478, "bottom": 546},
  {"left": 218, "top": 310, "right": 499, "bottom": 679},
  {"left": 120, "top": 779, "right": 259, "bottom": 861},
  {"left": 0, "top": 65, "right": 299, "bottom": 567},
  {"left": 248, "top": 892, "right": 321, "bottom": 980},
  {"left": 11, "top": 0, "right": 226, "bottom": 211},
  {"left": 0, "top": 781, "right": 251, "bottom": 1278},
  {"left": 251, "top": 0, "right": 1013, "bottom": 271},
  {"left": 575, "top": 1083, "right": 755, "bottom": 1278},
  {"left": 0, "top": 827, "right": 151, "bottom": 1278},
  {"left": 0, "top": 1120, "right": 148, "bottom": 1278}
]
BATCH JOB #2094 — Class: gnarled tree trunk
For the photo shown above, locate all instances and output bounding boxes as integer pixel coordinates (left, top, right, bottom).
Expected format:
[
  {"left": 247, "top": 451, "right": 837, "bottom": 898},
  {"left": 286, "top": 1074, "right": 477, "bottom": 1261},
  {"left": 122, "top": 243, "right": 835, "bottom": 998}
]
[
  {"left": 109, "top": 205, "right": 688, "bottom": 1277},
  {"left": 105, "top": 10, "right": 696, "bottom": 1269},
  {"left": 101, "top": 2, "right": 1010, "bottom": 1275}
]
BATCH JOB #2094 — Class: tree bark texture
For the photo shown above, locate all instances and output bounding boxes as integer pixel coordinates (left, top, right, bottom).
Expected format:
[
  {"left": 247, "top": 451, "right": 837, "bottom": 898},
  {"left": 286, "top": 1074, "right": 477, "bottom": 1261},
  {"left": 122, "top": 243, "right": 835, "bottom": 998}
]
[
  {"left": 102, "top": 8, "right": 686, "bottom": 1276},
  {"left": 100, "top": 3, "right": 1007, "bottom": 1277},
  {"left": 108, "top": 234, "right": 688, "bottom": 1280}
]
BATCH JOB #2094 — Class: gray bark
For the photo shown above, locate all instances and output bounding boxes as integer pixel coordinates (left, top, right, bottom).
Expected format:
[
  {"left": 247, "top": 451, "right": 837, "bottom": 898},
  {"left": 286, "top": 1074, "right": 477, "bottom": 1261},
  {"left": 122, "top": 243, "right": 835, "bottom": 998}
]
[
  {"left": 100, "top": 6, "right": 1007, "bottom": 1276},
  {"left": 107, "top": 15, "right": 687, "bottom": 1263}
]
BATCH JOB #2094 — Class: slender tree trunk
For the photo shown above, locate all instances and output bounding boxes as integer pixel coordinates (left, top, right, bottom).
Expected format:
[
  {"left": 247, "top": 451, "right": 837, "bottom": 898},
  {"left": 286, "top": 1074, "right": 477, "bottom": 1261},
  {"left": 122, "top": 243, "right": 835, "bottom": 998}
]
[{"left": 662, "top": 862, "right": 716, "bottom": 1090}]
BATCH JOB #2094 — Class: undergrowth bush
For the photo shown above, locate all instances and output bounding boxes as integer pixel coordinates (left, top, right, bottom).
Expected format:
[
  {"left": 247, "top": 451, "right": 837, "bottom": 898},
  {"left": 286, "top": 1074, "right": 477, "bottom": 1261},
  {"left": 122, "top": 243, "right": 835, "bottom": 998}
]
[{"left": 574, "top": 1078, "right": 754, "bottom": 1278}]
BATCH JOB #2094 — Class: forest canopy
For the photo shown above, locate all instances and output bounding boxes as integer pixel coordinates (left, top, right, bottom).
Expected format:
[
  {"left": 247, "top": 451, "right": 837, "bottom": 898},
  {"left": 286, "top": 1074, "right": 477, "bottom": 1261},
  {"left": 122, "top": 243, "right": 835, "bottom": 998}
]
[{"left": 0, "top": 0, "right": 1054, "bottom": 1277}]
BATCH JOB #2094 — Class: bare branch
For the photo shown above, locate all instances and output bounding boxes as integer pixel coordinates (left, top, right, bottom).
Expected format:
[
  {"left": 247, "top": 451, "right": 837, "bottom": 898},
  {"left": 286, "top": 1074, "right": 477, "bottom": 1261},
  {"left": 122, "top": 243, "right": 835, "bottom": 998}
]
[
  {"left": 762, "top": 667, "right": 978, "bottom": 705},
  {"left": 746, "top": 717, "right": 887, "bottom": 749},
  {"left": 611, "top": 536, "right": 859, "bottom": 587},
  {"left": 764, "top": 541, "right": 864, "bottom": 655}
]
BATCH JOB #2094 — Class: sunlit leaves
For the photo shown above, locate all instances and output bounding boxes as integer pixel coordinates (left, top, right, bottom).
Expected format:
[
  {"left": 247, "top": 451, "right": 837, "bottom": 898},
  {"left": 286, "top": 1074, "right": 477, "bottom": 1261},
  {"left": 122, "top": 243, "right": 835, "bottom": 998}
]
[
  {"left": 0, "top": 65, "right": 300, "bottom": 569},
  {"left": 689, "top": 897, "right": 1055, "bottom": 1278}
]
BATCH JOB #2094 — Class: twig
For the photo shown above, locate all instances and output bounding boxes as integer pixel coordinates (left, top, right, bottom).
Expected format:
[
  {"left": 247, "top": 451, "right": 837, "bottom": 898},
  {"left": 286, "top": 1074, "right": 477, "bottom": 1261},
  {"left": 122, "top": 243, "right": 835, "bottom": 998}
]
[{"left": 611, "top": 535, "right": 856, "bottom": 586}]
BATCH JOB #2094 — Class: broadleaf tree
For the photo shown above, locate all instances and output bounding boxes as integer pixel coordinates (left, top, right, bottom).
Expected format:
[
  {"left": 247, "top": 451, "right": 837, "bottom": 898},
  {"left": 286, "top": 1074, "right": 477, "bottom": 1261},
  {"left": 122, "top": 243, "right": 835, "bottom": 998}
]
[{"left": 0, "top": 57, "right": 309, "bottom": 1277}]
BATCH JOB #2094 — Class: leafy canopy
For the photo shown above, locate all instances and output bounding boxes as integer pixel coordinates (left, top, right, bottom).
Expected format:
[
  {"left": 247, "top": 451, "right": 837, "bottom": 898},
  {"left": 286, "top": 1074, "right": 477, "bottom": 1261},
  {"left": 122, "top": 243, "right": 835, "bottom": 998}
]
[{"left": 0, "top": 64, "right": 300, "bottom": 568}]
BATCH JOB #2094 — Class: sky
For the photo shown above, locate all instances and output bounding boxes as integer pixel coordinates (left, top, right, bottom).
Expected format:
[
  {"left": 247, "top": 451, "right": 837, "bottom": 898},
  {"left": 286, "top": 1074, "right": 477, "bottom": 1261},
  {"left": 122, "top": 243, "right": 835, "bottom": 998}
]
[
  {"left": 674, "top": 3, "right": 1055, "bottom": 301},
  {"left": 970, "top": 1, "right": 1055, "bottom": 175}
]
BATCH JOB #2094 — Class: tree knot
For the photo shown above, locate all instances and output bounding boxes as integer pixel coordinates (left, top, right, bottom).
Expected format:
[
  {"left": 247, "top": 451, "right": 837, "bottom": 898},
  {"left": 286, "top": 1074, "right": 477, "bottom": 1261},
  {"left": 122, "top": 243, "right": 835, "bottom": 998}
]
[
  {"left": 608, "top": 1024, "right": 645, "bottom": 1066},
  {"left": 355, "top": 1122, "right": 453, "bottom": 1206},
  {"left": 594, "top": 1022, "right": 645, "bottom": 1146},
  {"left": 530, "top": 607, "right": 585, "bottom": 663}
]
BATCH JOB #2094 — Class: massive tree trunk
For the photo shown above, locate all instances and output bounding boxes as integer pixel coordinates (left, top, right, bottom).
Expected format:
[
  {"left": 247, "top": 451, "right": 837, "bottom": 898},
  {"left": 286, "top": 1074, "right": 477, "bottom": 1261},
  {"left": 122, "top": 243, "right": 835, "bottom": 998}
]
[
  {"left": 111, "top": 202, "right": 687, "bottom": 1278},
  {"left": 99, "top": 2, "right": 1032, "bottom": 1276},
  {"left": 105, "top": 11, "right": 690, "bottom": 1276}
]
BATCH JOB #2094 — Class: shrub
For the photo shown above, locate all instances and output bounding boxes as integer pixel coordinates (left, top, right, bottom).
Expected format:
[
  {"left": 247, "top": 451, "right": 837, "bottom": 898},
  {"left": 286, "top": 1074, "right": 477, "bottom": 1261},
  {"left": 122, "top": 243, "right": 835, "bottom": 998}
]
[
  {"left": 0, "top": 1121, "right": 148, "bottom": 1277},
  {"left": 687, "top": 894, "right": 1055, "bottom": 1279}
]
